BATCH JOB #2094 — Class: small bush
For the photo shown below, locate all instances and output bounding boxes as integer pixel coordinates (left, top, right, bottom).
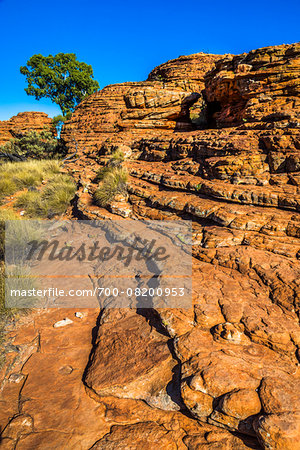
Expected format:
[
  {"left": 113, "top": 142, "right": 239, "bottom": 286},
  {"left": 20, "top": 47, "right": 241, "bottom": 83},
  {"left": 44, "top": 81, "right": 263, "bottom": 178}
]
[
  {"left": 0, "top": 178, "right": 18, "bottom": 200},
  {"left": 0, "top": 130, "right": 67, "bottom": 162},
  {"left": 42, "top": 174, "right": 76, "bottom": 215},
  {"left": 0, "top": 211, "right": 21, "bottom": 366},
  {"left": 95, "top": 165, "right": 114, "bottom": 182},
  {"left": 0, "top": 262, "right": 35, "bottom": 368},
  {"left": 94, "top": 168, "right": 128, "bottom": 207},
  {"left": 15, "top": 191, "right": 47, "bottom": 217},
  {"left": 0, "top": 262, "right": 16, "bottom": 367},
  {"left": 95, "top": 149, "right": 125, "bottom": 182},
  {"left": 16, "top": 172, "right": 41, "bottom": 187}
]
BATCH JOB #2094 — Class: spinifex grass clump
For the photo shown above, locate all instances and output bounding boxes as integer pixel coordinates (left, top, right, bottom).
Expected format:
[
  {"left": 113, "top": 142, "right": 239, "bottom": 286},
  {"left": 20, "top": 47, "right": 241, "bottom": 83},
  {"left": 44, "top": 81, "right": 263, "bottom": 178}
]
[
  {"left": 15, "top": 173, "right": 76, "bottom": 218},
  {"left": 95, "top": 148, "right": 125, "bottom": 182},
  {"left": 95, "top": 165, "right": 115, "bottom": 182},
  {"left": 0, "top": 210, "right": 22, "bottom": 366},
  {"left": 0, "top": 160, "right": 61, "bottom": 202},
  {"left": 0, "top": 261, "right": 37, "bottom": 367},
  {"left": 0, "top": 159, "right": 76, "bottom": 217},
  {"left": 0, "top": 209, "right": 20, "bottom": 260},
  {"left": 94, "top": 168, "right": 128, "bottom": 207}
]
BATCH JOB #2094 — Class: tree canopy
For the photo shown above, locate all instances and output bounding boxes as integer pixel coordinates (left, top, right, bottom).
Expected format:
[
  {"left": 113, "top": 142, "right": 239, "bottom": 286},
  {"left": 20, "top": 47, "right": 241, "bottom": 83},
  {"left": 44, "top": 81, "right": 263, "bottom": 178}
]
[{"left": 20, "top": 53, "right": 99, "bottom": 116}]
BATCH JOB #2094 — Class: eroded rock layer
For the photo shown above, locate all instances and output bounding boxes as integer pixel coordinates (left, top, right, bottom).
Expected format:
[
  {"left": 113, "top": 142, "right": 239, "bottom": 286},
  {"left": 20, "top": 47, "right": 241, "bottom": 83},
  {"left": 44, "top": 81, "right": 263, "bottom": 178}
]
[
  {"left": 205, "top": 43, "right": 300, "bottom": 128},
  {"left": 0, "top": 112, "right": 54, "bottom": 145},
  {"left": 61, "top": 42, "right": 300, "bottom": 450},
  {"left": 1, "top": 43, "right": 300, "bottom": 449},
  {"left": 147, "top": 52, "right": 223, "bottom": 91},
  {"left": 61, "top": 53, "right": 223, "bottom": 153}
]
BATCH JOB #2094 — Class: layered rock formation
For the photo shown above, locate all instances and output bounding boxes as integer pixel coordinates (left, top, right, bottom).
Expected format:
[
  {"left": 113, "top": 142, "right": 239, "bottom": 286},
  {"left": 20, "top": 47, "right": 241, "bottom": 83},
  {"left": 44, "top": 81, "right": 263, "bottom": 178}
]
[
  {"left": 147, "top": 52, "right": 224, "bottom": 91},
  {"left": 61, "top": 53, "right": 222, "bottom": 154},
  {"left": 205, "top": 43, "right": 300, "bottom": 128},
  {"left": 0, "top": 112, "right": 54, "bottom": 146},
  {"left": 1, "top": 43, "right": 300, "bottom": 449},
  {"left": 61, "top": 42, "right": 300, "bottom": 449}
]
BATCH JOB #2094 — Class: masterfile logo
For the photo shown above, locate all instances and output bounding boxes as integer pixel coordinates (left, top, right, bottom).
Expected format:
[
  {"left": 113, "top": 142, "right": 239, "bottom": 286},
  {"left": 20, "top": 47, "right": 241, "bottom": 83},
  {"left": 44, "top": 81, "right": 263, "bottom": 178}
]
[{"left": 5, "top": 219, "right": 192, "bottom": 309}]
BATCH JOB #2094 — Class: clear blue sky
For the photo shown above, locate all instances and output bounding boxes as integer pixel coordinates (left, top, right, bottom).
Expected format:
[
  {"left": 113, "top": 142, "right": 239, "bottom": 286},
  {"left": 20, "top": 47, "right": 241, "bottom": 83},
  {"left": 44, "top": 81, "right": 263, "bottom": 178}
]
[{"left": 0, "top": 0, "right": 299, "bottom": 120}]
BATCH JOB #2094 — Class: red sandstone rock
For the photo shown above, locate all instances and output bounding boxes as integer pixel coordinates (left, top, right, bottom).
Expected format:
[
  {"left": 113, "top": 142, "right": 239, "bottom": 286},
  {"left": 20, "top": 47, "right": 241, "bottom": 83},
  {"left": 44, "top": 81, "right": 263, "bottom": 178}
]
[
  {"left": 63, "top": 43, "right": 300, "bottom": 450},
  {"left": 205, "top": 43, "right": 300, "bottom": 128},
  {"left": 147, "top": 52, "right": 223, "bottom": 92},
  {"left": 1, "top": 42, "right": 300, "bottom": 449},
  {"left": 61, "top": 53, "right": 222, "bottom": 154},
  {"left": 0, "top": 112, "right": 54, "bottom": 146},
  {"left": 85, "top": 309, "right": 177, "bottom": 409}
]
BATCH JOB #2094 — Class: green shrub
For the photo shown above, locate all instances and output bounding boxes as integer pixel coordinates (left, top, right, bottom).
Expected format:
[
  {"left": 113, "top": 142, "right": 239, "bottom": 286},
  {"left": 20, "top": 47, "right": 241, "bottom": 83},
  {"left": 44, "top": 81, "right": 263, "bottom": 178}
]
[
  {"left": 15, "top": 191, "right": 47, "bottom": 217},
  {"left": 94, "top": 168, "right": 128, "bottom": 207},
  {"left": 95, "top": 149, "right": 125, "bottom": 182},
  {"left": 0, "top": 211, "right": 21, "bottom": 365},
  {"left": 0, "top": 178, "right": 18, "bottom": 200},
  {"left": 42, "top": 174, "right": 76, "bottom": 215},
  {"left": 111, "top": 149, "right": 125, "bottom": 162},
  {"left": 0, "top": 262, "right": 35, "bottom": 368},
  {"left": 0, "top": 262, "right": 13, "bottom": 367},
  {"left": 0, "top": 130, "right": 67, "bottom": 162}
]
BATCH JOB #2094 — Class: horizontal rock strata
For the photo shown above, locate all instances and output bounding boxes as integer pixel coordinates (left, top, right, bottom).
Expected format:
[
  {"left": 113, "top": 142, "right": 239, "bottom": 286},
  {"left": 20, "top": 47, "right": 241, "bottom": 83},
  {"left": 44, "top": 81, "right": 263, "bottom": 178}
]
[
  {"left": 205, "top": 43, "right": 300, "bottom": 128},
  {"left": 1, "top": 42, "right": 300, "bottom": 449},
  {"left": 62, "top": 42, "right": 300, "bottom": 449},
  {"left": 0, "top": 112, "right": 54, "bottom": 146}
]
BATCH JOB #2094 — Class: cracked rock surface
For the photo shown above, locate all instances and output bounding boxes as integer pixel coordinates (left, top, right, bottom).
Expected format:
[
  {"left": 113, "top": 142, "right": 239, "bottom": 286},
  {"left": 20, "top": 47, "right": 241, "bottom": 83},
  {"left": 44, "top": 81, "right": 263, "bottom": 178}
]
[{"left": 1, "top": 42, "right": 300, "bottom": 449}]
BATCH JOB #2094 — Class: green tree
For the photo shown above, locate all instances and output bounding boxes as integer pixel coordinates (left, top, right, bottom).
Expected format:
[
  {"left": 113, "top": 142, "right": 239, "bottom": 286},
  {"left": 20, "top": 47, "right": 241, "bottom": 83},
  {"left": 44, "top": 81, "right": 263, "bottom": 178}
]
[{"left": 20, "top": 53, "right": 99, "bottom": 116}]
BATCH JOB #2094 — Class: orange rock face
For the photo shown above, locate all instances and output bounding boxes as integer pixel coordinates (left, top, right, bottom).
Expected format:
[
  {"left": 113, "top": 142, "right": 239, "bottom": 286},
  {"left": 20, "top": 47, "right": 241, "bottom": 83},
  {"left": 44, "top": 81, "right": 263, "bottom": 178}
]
[
  {"left": 0, "top": 112, "right": 54, "bottom": 146},
  {"left": 205, "top": 43, "right": 300, "bottom": 127},
  {"left": 1, "top": 43, "right": 300, "bottom": 449},
  {"left": 61, "top": 53, "right": 222, "bottom": 154},
  {"left": 147, "top": 52, "right": 223, "bottom": 91}
]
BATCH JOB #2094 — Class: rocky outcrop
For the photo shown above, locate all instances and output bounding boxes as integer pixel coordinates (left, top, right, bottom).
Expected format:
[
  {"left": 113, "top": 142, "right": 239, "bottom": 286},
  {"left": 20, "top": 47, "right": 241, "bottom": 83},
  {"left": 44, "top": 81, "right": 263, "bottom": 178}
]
[
  {"left": 1, "top": 43, "right": 300, "bottom": 449},
  {"left": 60, "top": 82, "right": 190, "bottom": 155},
  {"left": 147, "top": 52, "right": 223, "bottom": 91},
  {"left": 0, "top": 112, "right": 54, "bottom": 146},
  {"left": 75, "top": 153, "right": 300, "bottom": 447},
  {"left": 59, "top": 42, "right": 300, "bottom": 450},
  {"left": 205, "top": 43, "right": 300, "bottom": 128},
  {"left": 61, "top": 53, "right": 223, "bottom": 154}
]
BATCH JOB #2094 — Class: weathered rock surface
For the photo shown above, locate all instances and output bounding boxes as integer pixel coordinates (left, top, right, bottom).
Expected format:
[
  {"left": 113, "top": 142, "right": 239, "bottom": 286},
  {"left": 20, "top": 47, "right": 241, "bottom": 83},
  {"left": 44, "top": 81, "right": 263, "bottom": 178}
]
[
  {"left": 61, "top": 53, "right": 222, "bottom": 154},
  {"left": 59, "top": 42, "right": 300, "bottom": 450},
  {"left": 0, "top": 112, "right": 54, "bottom": 146},
  {"left": 147, "top": 52, "right": 223, "bottom": 91},
  {"left": 1, "top": 42, "right": 300, "bottom": 449},
  {"left": 205, "top": 43, "right": 300, "bottom": 128},
  {"left": 0, "top": 309, "right": 259, "bottom": 449},
  {"left": 91, "top": 420, "right": 259, "bottom": 449},
  {"left": 85, "top": 309, "right": 177, "bottom": 409}
]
